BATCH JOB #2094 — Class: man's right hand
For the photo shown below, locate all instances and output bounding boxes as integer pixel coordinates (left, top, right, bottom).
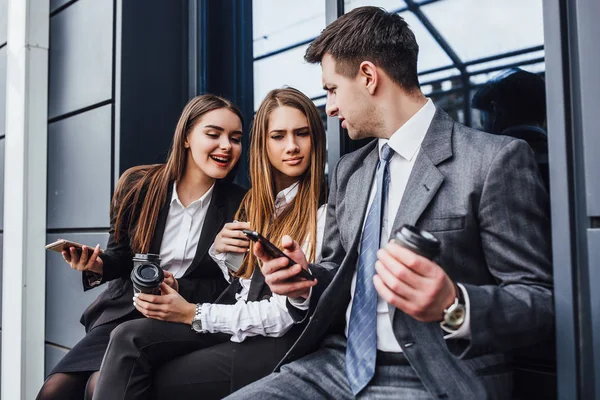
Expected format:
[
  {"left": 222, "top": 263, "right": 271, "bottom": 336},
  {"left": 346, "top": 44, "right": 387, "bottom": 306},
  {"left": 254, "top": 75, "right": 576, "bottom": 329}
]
[{"left": 255, "top": 235, "right": 317, "bottom": 299}]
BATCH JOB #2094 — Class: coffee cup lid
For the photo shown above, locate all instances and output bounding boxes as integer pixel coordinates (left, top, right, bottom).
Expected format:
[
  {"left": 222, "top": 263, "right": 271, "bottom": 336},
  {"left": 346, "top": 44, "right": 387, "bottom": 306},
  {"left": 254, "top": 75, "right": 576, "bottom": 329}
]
[
  {"left": 133, "top": 253, "right": 161, "bottom": 262},
  {"left": 397, "top": 224, "right": 440, "bottom": 253},
  {"left": 131, "top": 264, "right": 164, "bottom": 288}
]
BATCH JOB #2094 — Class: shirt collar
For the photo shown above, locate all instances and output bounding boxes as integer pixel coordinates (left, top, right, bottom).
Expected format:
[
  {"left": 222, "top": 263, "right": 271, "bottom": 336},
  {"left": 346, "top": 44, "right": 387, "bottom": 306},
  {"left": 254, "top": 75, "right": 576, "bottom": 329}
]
[
  {"left": 274, "top": 181, "right": 300, "bottom": 214},
  {"left": 378, "top": 98, "right": 436, "bottom": 161},
  {"left": 171, "top": 181, "right": 215, "bottom": 211}
]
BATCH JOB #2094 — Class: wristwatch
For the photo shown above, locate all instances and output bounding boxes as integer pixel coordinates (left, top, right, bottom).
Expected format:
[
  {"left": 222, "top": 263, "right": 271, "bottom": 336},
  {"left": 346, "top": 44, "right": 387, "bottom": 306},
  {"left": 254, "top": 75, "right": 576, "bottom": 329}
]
[
  {"left": 441, "top": 283, "right": 466, "bottom": 330},
  {"left": 191, "top": 304, "right": 204, "bottom": 333}
]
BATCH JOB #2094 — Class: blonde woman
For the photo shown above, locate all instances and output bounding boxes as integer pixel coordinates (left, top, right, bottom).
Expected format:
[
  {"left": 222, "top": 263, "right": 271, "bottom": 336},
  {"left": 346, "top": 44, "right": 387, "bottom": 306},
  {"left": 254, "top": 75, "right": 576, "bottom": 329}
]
[{"left": 92, "top": 87, "right": 328, "bottom": 400}]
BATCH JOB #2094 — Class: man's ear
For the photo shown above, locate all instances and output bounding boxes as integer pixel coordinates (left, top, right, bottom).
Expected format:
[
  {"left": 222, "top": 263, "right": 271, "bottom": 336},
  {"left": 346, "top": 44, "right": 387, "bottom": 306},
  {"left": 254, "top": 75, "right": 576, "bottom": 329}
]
[{"left": 359, "top": 61, "right": 378, "bottom": 95}]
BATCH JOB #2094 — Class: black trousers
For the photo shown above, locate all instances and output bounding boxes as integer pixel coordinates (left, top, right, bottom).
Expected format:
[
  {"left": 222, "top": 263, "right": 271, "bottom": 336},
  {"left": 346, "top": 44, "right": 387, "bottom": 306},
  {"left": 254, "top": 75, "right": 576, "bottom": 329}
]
[
  {"left": 92, "top": 318, "right": 230, "bottom": 400},
  {"left": 151, "top": 329, "right": 302, "bottom": 399}
]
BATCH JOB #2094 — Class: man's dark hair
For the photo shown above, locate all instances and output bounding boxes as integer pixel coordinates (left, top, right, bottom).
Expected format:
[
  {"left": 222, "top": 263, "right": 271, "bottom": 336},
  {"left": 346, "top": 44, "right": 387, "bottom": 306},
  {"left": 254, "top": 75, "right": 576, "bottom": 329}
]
[{"left": 305, "top": 6, "right": 420, "bottom": 91}]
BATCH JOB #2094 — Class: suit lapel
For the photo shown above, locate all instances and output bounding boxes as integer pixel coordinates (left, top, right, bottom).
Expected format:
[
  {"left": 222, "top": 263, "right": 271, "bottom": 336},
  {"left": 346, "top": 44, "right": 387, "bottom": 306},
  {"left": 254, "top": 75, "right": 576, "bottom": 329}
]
[
  {"left": 149, "top": 182, "right": 174, "bottom": 254},
  {"left": 391, "top": 154, "right": 444, "bottom": 231},
  {"left": 183, "top": 181, "right": 226, "bottom": 277},
  {"left": 387, "top": 107, "right": 454, "bottom": 319}
]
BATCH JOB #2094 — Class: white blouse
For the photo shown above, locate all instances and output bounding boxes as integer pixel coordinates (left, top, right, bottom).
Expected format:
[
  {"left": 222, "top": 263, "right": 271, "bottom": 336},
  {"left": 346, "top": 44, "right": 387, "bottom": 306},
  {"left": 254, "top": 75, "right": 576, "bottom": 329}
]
[
  {"left": 205, "top": 182, "right": 327, "bottom": 342},
  {"left": 159, "top": 181, "right": 214, "bottom": 278}
]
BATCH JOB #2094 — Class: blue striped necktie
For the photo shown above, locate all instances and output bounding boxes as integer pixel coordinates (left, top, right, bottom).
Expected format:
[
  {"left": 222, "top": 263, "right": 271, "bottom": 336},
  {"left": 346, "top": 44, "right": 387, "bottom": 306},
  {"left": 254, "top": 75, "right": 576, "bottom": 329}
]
[{"left": 346, "top": 143, "right": 394, "bottom": 395}]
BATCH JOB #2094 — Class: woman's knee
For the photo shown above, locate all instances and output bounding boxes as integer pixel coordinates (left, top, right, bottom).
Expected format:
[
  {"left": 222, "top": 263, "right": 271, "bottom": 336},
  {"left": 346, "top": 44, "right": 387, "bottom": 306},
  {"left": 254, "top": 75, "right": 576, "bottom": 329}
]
[
  {"left": 36, "top": 372, "right": 88, "bottom": 400},
  {"left": 107, "top": 318, "right": 157, "bottom": 350},
  {"left": 83, "top": 371, "right": 100, "bottom": 400}
]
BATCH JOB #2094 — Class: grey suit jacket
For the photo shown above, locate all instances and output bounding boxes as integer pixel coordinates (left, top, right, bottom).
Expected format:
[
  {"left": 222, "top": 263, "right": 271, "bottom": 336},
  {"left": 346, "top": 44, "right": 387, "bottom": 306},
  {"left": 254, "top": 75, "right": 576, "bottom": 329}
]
[{"left": 280, "top": 108, "right": 553, "bottom": 400}]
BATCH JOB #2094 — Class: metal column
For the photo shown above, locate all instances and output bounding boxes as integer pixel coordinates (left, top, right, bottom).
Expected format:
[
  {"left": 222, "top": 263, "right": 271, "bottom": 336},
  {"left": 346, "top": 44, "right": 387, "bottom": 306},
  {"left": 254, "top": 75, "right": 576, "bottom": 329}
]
[{"left": 1, "top": 0, "right": 49, "bottom": 397}]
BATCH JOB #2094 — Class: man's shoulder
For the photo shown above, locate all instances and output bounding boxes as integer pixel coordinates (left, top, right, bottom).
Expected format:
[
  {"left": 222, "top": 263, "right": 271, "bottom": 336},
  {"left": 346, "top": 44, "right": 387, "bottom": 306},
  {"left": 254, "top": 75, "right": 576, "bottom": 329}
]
[
  {"left": 335, "top": 139, "right": 378, "bottom": 172},
  {"left": 451, "top": 121, "right": 527, "bottom": 162}
]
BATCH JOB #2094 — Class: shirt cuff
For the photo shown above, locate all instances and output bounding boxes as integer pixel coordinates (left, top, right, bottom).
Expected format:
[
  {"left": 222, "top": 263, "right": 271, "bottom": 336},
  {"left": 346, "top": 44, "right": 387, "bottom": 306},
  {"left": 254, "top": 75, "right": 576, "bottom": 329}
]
[
  {"left": 441, "top": 283, "right": 471, "bottom": 339},
  {"left": 288, "top": 287, "right": 312, "bottom": 311},
  {"left": 208, "top": 243, "right": 245, "bottom": 283},
  {"left": 199, "top": 303, "right": 211, "bottom": 333}
]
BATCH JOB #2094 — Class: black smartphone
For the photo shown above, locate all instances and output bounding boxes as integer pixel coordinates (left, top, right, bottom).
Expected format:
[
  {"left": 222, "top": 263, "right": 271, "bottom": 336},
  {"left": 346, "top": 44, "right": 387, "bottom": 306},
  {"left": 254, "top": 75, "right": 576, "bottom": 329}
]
[{"left": 242, "top": 230, "right": 315, "bottom": 281}]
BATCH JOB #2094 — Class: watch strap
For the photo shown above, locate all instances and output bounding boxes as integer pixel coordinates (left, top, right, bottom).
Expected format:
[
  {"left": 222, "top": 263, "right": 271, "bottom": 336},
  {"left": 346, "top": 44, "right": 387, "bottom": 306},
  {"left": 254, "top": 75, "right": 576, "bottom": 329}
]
[{"left": 191, "top": 303, "right": 203, "bottom": 332}]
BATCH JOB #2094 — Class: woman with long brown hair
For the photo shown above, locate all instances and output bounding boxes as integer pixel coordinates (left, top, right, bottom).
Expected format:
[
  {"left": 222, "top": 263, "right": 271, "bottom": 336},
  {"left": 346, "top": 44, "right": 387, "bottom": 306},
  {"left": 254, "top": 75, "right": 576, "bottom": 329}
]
[
  {"left": 91, "top": 87, "right": 328, "bottom": 400},
  {"left": 36, "top": 94, "right": 247, "bottom": 400}
]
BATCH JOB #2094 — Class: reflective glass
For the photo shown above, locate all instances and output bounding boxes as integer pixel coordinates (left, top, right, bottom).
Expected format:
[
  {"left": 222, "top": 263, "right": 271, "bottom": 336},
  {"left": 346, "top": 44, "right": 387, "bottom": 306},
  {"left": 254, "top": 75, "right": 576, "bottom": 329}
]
[
  {"left": 466, "top": 50, "right": 544, "bottom": 74},
  {"left": 469, "top": 63, "right": 545, "bottom": 86},
  {"left": 420, "top": 68, "right": 461, "bottom": 95},
  {"left": 421, "top": 0, "right": 544, "bottom": 62},
  {"left": 253, "top": 44, "right": 323, "bottom": 109},
  {"left": 520, "top": 62, "right": 545, "bottom": 74},
  {"left": 313, "top": 97, "right": 327, "bottom": 107},
  {"left": 420, "top": 68, "right": 461, "bottom": 85},
  {"left": 253, "top": 0, "right": 325, "bottom": 58},
  {"left": 400, "top": 12, "right": 453, "bottom": 72},
  {"left": 345, "top": 0, "right": 407, "bottom": 13}
]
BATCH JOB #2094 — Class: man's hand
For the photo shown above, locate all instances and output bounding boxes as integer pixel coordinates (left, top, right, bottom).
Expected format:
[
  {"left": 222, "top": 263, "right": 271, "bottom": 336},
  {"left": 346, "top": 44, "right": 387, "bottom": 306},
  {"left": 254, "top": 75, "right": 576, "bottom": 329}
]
[
  {"left": 373, "top": 242, "right": 456, "bottom": 322},
  {"left": 255, "top": 235, "right": 317, "bottom": 299},
  {"left": 133, "top": 283, "right": 196, "bottom": 324}
]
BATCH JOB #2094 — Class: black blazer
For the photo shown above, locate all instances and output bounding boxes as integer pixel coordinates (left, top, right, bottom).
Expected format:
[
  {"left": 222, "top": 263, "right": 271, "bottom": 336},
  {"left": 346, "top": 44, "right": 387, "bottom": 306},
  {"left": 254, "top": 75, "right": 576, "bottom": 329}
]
[{"left": 80, "top": 178, "right": 247, "bottom": 332}]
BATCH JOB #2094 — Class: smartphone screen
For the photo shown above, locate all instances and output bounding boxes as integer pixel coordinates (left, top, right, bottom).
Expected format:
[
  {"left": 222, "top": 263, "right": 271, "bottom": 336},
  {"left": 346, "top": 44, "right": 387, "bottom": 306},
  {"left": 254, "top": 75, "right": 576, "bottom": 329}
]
[{"left": 242, "top": 230, "right": 314, "bottom": 281}]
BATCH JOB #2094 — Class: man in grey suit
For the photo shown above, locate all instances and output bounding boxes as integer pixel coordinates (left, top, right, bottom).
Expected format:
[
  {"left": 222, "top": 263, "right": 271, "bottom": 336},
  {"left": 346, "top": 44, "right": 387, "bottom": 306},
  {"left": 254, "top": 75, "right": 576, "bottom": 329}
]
[{"left": 227, "top": 6, "right": 553, "bottom": 400}]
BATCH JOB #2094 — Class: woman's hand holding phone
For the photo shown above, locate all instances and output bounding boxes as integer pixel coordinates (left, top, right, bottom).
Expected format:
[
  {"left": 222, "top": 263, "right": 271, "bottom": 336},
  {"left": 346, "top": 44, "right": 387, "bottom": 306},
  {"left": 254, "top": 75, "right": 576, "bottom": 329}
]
[
  {"left": 254, "top": 235, "right": 316, "bottom": 299},
  {"left": 214, "top": 221, "right": 251, "bottom": 254},
  {"left": 62, "top": 244, "right": 103, "bottom": 275}
]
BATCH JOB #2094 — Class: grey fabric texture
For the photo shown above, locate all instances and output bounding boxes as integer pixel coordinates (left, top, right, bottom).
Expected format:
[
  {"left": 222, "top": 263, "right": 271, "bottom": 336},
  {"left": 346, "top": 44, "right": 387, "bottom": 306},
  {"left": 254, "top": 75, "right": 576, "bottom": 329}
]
[
  {"left": 266, "top": 107, "right": 553, "bottom": 400},
  {"left": 226, "top": 334, "right": 433, "bottom": 400}
]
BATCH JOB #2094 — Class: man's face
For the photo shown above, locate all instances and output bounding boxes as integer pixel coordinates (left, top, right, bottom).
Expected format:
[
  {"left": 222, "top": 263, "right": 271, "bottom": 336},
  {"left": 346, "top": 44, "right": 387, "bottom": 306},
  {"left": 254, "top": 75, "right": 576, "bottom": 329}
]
[{"left": 321, "top": 54, "right": 377, "bottom": 140}]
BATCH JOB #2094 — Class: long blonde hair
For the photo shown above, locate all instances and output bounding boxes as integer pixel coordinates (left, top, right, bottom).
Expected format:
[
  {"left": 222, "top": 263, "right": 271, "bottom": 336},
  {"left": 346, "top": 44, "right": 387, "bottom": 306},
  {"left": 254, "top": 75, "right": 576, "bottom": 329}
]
[
  {"left": 113, "top": 94, "right": 243, "bottom": 253},
  {"left": 234, "top": 87, "right": 327, "bottom": 279}
]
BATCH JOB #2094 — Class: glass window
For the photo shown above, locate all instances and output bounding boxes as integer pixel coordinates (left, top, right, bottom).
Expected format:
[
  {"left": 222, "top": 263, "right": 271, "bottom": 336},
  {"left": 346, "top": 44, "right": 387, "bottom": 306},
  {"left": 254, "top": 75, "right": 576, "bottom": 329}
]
[
  {"left": 253, "top": 0, "right": 325, "bottom": 58},
  {"left": 466, "top": 49, "right": 544, "bottom": 74},
  {"left": 420, "top": 0, "right": 544, "bottom": 62},
  {"left": 400, "top": 12, "right": 454, "bottom": 73},
  {"left": 420, "top": 68, "right": 461, "bottom": 85},
  {"left": 345, "top": 0, "right": 407, "bottom": 13},
  {"left": 253, "top": 44, "right": 323, "bottom": 109}
]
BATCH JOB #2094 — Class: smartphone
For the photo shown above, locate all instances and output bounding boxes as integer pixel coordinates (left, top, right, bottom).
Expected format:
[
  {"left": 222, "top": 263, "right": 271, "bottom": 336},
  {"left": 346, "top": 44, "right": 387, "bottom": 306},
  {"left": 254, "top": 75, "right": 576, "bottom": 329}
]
[
  {"left": 242, "top": 230, "right": 314, "bottom": 281},
  {"left": 45, "top": 239, "right": 103, "bottom": 254}
]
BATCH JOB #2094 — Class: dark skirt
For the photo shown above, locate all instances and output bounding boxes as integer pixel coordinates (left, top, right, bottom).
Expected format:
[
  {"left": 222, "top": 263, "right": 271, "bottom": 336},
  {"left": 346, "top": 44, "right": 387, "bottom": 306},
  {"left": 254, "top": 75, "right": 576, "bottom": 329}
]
[{"left": 49, "top": 313, "right": 141, "bottom": 375}]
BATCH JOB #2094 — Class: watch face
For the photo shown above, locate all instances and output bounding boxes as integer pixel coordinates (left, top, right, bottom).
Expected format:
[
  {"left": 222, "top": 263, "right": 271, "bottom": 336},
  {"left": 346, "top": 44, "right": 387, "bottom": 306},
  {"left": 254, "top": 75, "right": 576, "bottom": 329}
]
[
  {"left": 444, "top": 304, "right": 466, "bottom": 328},
  {"left": 192, "top": 319, "right": 203, "bottom": 332}
]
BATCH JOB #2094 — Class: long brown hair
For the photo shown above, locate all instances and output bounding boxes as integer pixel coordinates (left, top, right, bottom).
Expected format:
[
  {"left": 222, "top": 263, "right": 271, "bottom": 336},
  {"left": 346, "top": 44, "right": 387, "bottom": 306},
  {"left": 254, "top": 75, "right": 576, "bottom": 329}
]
[
  {"left": 113, "top": 94, "right": 243, "bottom": 253},
  {"left": 235, "top": 87, "right": 327, "bottom": 279}
]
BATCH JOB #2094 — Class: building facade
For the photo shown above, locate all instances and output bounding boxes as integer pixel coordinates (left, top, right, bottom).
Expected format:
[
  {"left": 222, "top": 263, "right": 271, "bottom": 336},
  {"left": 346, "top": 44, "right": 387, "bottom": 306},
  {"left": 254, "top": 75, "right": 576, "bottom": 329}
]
[{"left": 1, "top": 0, "right": 599, "bottom": 399}]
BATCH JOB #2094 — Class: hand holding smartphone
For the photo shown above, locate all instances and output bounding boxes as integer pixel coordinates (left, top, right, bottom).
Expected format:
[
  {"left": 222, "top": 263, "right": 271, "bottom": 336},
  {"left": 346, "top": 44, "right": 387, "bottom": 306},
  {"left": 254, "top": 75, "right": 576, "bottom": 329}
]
[
  {"left": 45, "top": 239, "right": 103, "bottom": 254},
  {"left": 45, "top": 239, "right": 104, "bottom": 274},
  {"left": 242, "top": 230, "right": 315, "bottom": 281}
]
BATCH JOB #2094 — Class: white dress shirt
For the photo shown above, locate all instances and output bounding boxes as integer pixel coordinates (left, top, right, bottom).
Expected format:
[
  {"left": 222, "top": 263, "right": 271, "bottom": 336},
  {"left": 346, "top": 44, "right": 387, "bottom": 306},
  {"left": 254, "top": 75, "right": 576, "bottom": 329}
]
[
  {"left": 292, "top": 99, "right": 471, "bottom": 352},
  {"left": 206, "top": 182, "right": 327, "bottom": 343},
  {"left": 159, "top": 182, "right": 214, "bottom": 278}
]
